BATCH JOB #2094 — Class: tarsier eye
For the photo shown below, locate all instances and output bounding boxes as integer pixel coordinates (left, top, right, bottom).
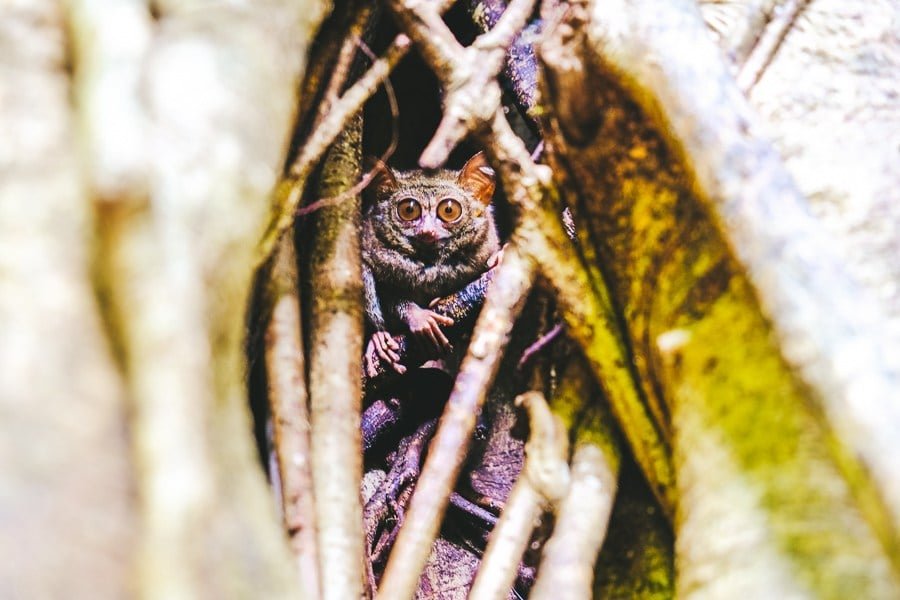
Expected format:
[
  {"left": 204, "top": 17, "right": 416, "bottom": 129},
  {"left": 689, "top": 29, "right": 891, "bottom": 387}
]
[
  {"left": 396, "top": 198, "right": 422, "bottom": 221},
  {"left": 436, "top": 198, "right": 462, "bottom": 222}
]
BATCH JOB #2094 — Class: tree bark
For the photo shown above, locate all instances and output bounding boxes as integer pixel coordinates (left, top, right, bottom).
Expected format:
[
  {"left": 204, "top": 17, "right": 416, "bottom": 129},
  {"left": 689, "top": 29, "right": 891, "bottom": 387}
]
[
  {"left": 0, "top": 3, "right": 135, "bottom": 597},
  {"left": 2, "top": 0, "right": 330, "bottom": 596},
  {"left": 539, "top": 0, "right": 900, "bottom": 595}
]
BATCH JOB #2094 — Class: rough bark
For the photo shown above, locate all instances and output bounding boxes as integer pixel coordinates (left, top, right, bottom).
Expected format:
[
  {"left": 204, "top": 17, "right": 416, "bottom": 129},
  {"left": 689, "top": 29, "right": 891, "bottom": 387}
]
[
  {"left": 0, "top": 3, "right": 135, "bottom": 597},
  {"left": 539, "top": 0, "right": 900, "bottom": 596},
  {"left": 306, "top": 115, "right": 366, "bottom": 600},
  {"left": 266, "top": 237, "right": 319, "bottom": 596},
  {"left": 1, "top": 0, "right": 330, "bottom": 596}
]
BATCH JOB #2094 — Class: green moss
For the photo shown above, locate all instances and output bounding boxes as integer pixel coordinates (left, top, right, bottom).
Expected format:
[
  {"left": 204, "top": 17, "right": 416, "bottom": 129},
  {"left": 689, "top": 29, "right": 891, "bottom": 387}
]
[
  {"left": 542, "top": 36, "right": 898, "bottom": 593},
  {"left": 653, "top": 222, "right": 898, "bottom": 597},
  {"left": 593, "top": 460, "right": 675, "bottom": 600}
]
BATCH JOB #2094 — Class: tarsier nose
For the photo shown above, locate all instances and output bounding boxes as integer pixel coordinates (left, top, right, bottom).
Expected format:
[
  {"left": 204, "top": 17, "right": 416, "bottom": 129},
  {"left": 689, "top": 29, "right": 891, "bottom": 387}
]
[{"left": 415, "top": 228, "right": 440, "bottom": 244}]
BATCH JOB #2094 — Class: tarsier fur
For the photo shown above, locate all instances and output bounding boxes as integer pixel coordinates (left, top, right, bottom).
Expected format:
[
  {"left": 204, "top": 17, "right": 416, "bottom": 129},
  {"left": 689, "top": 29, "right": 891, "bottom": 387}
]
[{"left": 362, "top": 151, "right": 501, "bottom": 372}]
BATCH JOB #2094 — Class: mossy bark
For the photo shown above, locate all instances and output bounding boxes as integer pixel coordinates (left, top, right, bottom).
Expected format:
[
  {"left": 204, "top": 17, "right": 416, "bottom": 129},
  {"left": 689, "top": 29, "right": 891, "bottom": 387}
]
[{"left": 539, "top": 0, "right": 899, "bottom": 596}]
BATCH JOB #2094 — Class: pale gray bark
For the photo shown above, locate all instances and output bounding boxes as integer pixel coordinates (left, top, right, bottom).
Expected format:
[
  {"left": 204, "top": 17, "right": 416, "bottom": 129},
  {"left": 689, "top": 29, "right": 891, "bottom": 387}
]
[{"left": 0, "top": 3, "right": 135, "bottom": 597}]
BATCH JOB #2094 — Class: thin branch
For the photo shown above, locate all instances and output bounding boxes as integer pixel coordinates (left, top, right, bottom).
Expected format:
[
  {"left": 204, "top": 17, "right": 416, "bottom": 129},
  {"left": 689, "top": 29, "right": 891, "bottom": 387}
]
[
  {"left": 469, "top": 0, "right": 542, "bottom": 115},
  {"left": 297, "top": 40, "right": 401, "bottom": 217},
  {"left": 472, "top": 485, "right": 543, "bottom": 600},
  {"left": 265, "top": 237, "right": 319, "bottom": 597},
  {"left": 319, "top": 4, "right": 375, "bottom": 113},
  {"left": 259, "top": 34, "right": 411, "bottom": 259},
  {"left": 307, "top": 116, "right": 366, "bottom": 600},
  {"left": 469, "top": 391, "right": 570, "bottom": 600},
  {"left": 736, "top": 0, "right": 811, "bottom": 93},
  {"left": 531, "top": 440, "right": 618, "bottom": 599},
  {"left": 531, "top": 360, "right": 622, "bottom": 599},
  {"left": 473, "top": 0, "right": 537, "bottom": 55},
  {"left": 376, "top": 243, "right": 537, "bottom": 600},
  {"left": 387, "top": 0, "right": 537, "bottom": 167},
  {"left": 517, "top": 322, "right": 563, "bottom": 370}
]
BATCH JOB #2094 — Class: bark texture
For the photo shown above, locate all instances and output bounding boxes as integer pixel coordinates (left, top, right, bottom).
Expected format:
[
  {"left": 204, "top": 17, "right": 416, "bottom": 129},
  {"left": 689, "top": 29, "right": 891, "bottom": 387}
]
[
  {"left": 0, "top": 3, "right": 135, "bottom": 597},
  {"left": 3, "top": 0, "right": 899, "bottom": 597},
  {"left": 539, "top": 0, "right": 900, "bottom": 596},
  {"left": 2, "top": 0, "right": 330, "bottom": 596}
]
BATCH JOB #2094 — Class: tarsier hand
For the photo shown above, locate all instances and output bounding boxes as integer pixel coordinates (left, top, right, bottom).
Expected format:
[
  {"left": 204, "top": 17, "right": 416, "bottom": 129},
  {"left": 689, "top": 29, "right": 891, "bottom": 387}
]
[
  {"left": 405, "top": 303, "right": 455, "bottom": 358},
  {"left": 366, "top": 331, "right": 406, "bottom": 377}
]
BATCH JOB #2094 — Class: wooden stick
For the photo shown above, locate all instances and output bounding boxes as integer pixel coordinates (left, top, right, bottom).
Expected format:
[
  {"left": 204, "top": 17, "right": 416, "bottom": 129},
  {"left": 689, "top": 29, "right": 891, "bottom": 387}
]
[{"left": 265, "top": 237, "right": 320, "bottom": 597}]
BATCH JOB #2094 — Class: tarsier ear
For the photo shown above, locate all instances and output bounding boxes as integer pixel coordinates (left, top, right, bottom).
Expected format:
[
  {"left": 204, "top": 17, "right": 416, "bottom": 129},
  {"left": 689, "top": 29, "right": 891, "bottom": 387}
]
[
  {"left": 457, "top": 151, "right": 496, "bottom": 205},
  {"left": 365, "top": 156, "right": 398, "bottom": 195}
]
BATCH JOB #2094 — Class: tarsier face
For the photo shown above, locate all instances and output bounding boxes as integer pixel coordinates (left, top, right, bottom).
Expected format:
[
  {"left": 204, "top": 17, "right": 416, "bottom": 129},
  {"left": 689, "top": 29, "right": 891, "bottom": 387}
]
[
  {"left": 393, "top": 188, "right": 467, "bottom": 244},
  {"left": 367, "top": 152, "right": 497, "bottom": 256}
]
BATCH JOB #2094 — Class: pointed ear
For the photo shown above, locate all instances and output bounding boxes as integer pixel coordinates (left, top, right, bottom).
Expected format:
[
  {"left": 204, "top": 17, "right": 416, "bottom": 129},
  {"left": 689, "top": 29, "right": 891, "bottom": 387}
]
[
  {"left": 364, "top": 157, "right": 398, "bottom": 195},
  {"left": 457, "top": 151, "right": 495, "bottom": 205}
]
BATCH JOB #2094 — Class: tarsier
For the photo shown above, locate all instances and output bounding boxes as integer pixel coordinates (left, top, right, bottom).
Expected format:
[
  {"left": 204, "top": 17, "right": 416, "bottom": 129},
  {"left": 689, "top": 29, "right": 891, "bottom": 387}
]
[{"left": 362, "top": 151, "right": 501, "bottom": 376}]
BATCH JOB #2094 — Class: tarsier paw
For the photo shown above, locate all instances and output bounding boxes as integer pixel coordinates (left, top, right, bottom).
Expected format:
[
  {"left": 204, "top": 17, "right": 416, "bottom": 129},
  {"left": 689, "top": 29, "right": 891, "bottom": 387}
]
[
  {"left": 406, "top": 305, "right": 454, "bottom": 358},
  {"left": 366, "top": 331, "right": 406, "bottom": 377}
]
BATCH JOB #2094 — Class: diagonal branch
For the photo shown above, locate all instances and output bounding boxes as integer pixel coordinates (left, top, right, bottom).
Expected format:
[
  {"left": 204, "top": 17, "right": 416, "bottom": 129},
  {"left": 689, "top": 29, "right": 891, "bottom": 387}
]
[
  {"left": 387, "top": 0, "right": 537, "bottom": 168},
  {"left": 469, "top": 0, "right": 543, "bottom": 115},
  {"left": 376, "top": 243, "right": 537, "bottom": 600},
  {"left": 260, "top": 33, "right": 410, "bottom": 259}
]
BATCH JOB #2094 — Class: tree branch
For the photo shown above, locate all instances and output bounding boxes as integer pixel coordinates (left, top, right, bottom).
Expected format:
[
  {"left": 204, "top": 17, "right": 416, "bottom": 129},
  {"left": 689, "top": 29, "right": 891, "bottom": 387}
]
[
  {"left": 265, "top": 237, "right": 319, "bottom": 597},
  {"left": 261, "top": 34, "right": 410, "bottom": 259},
  {"left": 468, "top": 391, "right": 569, "bottom": 600},
  {"left": 531, "top": 359, "right": 622, "bottom": 599},
  {"left": 307, "top": 115, "right": 366, "bottom": 600},
  {"left": 386, "top": 0, "right": 537, "bottom": 168},
  {"left": 586, "top": 0, "right": 900, "bottom": 546},
  {"left": 377, "top": 244, "right": 536, "bottom": 600}
]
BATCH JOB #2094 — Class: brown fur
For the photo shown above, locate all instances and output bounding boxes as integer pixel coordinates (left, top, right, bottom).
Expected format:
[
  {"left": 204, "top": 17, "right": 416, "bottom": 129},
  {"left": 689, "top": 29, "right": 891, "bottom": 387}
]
[{"left": 362, "top": 152, "right": 500, "bottom": 331}]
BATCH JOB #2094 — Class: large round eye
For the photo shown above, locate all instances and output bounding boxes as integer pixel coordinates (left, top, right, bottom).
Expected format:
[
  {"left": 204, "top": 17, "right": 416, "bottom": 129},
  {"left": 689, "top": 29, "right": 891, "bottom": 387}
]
[
  {"left": 436, "top": 198, "right": 462, "bottom": 222},
  {"left": 396, "top": 198, "right": 422, "bottom": 221}
]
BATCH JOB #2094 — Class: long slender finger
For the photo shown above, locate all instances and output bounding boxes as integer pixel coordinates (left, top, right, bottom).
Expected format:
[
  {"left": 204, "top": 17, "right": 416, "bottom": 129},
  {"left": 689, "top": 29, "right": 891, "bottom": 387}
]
[
  {"left": 428, "top": 311, "right": 454, "bottom": 327},
  {"left": 430, "top": 322, "right": 452, "bottom": 351},
  {"left": 376, "top": 344, "right": 394, "bottom": 364},
  {"left": 419, "top": 328, "right": 441, "bottom": 358},
  {"left": 375, "top": 335, "right": 401, "bottom": 362},
  {"left": 378, "top": 332, "right": 399, "bottom": 352},
  {"left": 384, "top": 346, "right": 403, "bottom": 365}
]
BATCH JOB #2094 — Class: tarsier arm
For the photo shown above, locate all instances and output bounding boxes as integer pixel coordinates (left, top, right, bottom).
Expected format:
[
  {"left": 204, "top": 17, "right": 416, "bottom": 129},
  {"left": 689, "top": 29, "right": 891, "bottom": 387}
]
[
  {"left": 364, "top": 272, "right": 497, "bottom": 389},
  {"left": 363, "top": 266, "right": 406, "bottom": 375},
  {"left": 363, "top": 265, "right": 386, "bottom": 331}
]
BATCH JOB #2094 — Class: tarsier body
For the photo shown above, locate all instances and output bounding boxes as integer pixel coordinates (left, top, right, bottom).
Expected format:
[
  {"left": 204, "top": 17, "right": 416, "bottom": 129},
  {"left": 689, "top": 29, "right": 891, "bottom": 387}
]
[{"left": 362, "top": 152, "right": 500, "bottom": 374}]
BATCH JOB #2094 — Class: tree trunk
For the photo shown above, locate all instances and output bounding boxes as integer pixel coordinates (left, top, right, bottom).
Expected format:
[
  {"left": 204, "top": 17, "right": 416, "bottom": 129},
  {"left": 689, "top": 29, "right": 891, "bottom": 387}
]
[{"left": 2, "top": 0, "right": 898, "bottom": 597}]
